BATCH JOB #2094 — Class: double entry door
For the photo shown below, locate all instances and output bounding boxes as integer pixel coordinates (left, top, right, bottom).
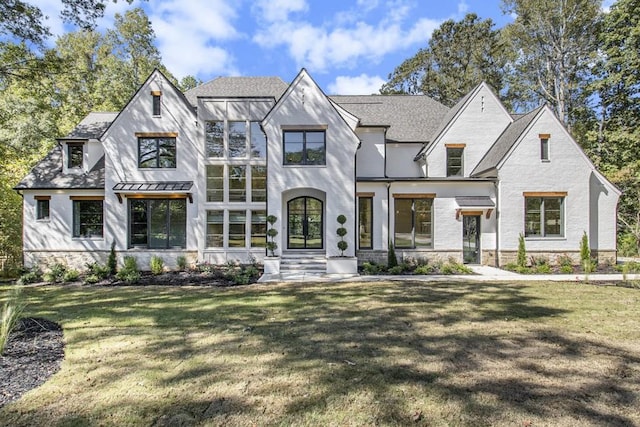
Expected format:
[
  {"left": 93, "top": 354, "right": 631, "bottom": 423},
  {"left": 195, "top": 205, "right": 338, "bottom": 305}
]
[{"left": 287, "top": 197, "right": 323, "bottom": 249}]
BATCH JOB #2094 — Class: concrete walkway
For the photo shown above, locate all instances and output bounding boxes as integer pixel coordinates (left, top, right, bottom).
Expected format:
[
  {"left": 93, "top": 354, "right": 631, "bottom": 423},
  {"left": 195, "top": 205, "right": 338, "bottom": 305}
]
[{"left": 259, "top": 265, "right": 640, "bottom": 284}]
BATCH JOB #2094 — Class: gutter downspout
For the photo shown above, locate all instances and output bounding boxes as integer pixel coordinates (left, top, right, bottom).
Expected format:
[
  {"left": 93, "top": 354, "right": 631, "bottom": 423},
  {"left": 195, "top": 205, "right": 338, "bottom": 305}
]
[{"left": 494, "top": 179, "right": 500, "bottom": 267}]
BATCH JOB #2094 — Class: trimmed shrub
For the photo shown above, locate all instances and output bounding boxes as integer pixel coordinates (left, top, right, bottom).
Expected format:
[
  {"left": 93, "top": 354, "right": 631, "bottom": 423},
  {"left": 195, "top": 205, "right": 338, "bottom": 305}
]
[
  {"left": 107, "top": 241, "right": 117, "bottom": 275},
  {"left": 176, "top": 255, "right": 188, "bottom": 271},
  {"left": 16, "top": 268, "right": 42, "bottom": 285},
  {"left": 517, "top": 233, "right": 527, "bottom": 267},
  {"left": 116, "top": 256, "right": 140, "bottom": 284},
  {"left": 388, "top": 241, "right": 398, "bottom": 269},
  {"left": 150, "top": 256, "right": 164, "bottom": 275}
]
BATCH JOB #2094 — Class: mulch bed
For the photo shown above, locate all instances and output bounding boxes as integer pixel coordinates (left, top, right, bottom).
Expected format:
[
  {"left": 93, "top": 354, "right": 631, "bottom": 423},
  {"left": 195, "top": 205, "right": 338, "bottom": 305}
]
[{"left": 0, "top": 317, "right": 64, "bottom": 407}]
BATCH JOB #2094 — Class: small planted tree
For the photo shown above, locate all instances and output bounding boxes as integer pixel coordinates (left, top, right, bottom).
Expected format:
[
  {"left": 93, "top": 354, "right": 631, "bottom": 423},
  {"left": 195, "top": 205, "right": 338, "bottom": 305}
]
[
  {"left": 517, "top": 233, "right": 527, "bottom": 268},
  {"left": 266, "top": 215, "right": 278, "bottom": 257},
  {"left": 107, "top": 241, "right": 117, "bottom": 275},
  {"left": 388, "top": 240, "right": 398, "bottom": 268},
  {"left": 336, "top": 214, "right": 348, "bottom": 256},
  {"left": 581, "top": 231, "right": 594, "bottom": 273}
]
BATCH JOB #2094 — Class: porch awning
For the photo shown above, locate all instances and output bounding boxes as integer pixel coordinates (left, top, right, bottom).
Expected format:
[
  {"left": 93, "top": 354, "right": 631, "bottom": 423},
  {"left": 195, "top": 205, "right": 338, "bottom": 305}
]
[
  {"left": 455, "top": 196, "right": 495, "bottom": 208},
  {"left": 113, "top": 181, "right": 194, "bottom": 203},
  {"left": 455, "top": 196, "right": 495, "bottom": 219}
]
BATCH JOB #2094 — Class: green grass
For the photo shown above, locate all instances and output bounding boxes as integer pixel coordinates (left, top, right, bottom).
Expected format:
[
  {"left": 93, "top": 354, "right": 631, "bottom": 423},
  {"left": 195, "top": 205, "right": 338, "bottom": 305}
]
[{"left": 1, "top": 280, "right": 639, "bottom": 426}]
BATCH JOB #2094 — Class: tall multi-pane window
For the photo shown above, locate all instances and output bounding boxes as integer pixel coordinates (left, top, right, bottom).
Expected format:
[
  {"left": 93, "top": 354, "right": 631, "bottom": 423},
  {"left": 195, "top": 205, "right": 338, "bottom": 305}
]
[
  {"left": 228, "top": 210, "right": 246, "bottom": 247},
  {"left": 251, "top": 210, "right": 267, "bottom": 247},
  {"left": 229, "top": 166, "right": 246, "bottom": 202},
  {"left": 138, "top": 137, "right": 176, "bottom": 168},
  {"left": 358, "top": 197, "right": 373, "bottom": 249},
  {"left": 206, "top": 165, "right": 224, "bottom": 202},
  {"left": 206, "top": 121, "right": 224, "bottom": 157},
  {"left": 73, "top": 199, "right": 103, "bottom": 238},
  {"left": 525, "top": 196, "right": 564, "bottom": 237},
  {"left": 283, "top": 130, "right": 326, "bottom": 165},
  {"left": 394, "top": 197, "right": 433, "bottom": 248},
  {"left": 251, "top": 166, "right": 267, "bottom": 202},
  {"left": 229, "top": 121, "right": 247, "bottom": 157},
  {"left": 68, "top": 143, "right": 84, "bottom": 168},
  {"left": 128, "top": 199, "right": 186, "bottom": 248},
  {"left": 446, "top": 147, "right": 464, "bottom": 177},
  {"left": 206, "top": 210, "right": 223, "bottom": 247},
  {"left": 250, "top": 122, "right": 266, "bottom": 158}
]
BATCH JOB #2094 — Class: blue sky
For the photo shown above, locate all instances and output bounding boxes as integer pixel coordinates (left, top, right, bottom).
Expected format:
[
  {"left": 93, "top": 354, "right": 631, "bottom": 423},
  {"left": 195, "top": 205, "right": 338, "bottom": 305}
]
[{"left": 36, "top": 0, "right": 615, "bottom": 94}]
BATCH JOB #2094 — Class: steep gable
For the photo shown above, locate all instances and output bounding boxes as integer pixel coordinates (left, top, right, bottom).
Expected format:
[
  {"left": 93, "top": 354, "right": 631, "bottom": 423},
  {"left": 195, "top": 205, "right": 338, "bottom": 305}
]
[
  {"left": 419, "top": 82, "right": 513, "bottom": 177},
  {"left": 185, "top": 76, "right": 288, "bottom": 106}
]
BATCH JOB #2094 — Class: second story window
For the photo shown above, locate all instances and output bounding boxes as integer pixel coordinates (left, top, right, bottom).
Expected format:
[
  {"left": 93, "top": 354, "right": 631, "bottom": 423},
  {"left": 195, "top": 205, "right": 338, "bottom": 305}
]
[
  {"left": 206, "top": 121, "right": 224, "bottom": 158},
  {"left": 138, "top": 136, "right": 176, "bottom": 168},
  {"left": 250, "top": 122, "right": 266, "bottom": 158},
  {"left": 284, "top": 130, "right": 326, "bottom": 165},
  {"left": 446, "top": 145, "right": 464, "bottom": 177},
  {"left": 540, "top": 134, "right": 550, "bottom": 161},
  {"left": 68, "top": 143, "right": 84, "bottom": 169},
  {"left": 229, "top": 121, "right": 247, "bottom": 157},
  {"left": 152, "top": 91, "right": 162, "bottom": 116}
]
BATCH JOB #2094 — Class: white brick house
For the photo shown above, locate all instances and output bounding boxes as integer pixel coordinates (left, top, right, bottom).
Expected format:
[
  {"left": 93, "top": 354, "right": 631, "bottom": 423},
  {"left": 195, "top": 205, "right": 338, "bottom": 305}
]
[{"left": 15, "top": 68, "right": 620, "bottom": 273}]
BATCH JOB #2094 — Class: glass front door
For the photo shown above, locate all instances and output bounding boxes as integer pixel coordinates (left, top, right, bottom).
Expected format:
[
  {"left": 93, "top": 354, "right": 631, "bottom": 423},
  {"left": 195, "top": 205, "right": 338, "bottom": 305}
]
[
  {"left": 288, "top": 197, "right": 323, "bottom": 249},
  {"left": 462, "top": 215, "right": 481, "bottom": 264}
]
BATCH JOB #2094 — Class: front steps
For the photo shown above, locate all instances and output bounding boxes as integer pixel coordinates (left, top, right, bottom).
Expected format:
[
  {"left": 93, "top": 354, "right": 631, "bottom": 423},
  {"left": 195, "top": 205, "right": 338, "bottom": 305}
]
[{"left": 280, "top": 251, "right": 327, "bottom": 274}]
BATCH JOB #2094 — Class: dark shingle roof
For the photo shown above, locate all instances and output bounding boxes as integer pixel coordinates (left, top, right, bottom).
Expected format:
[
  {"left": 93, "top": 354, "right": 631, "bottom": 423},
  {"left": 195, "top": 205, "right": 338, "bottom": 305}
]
[
  {"left": 455, "top": 196, "right": 495, "bottom": 207},
  {"left": 471, "top": 106, "right": 543, "bottom": 176},
  {"left": 64, "top": 112, "right": 118, "bottom": 139},
  {"left": 331, "top": 95, "right": 449, "bottom": 143},
  {"left": 184, "top": 76, "right": 289, "bottom": 106},
  {"left": 14, "top": 145, "right": 104, "bottom": 190}
]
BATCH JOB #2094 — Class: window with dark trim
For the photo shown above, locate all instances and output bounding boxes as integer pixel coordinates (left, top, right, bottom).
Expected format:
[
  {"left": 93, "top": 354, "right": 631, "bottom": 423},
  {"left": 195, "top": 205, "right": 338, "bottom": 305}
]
[
  {"left": 152, "top": 93, "right": 161, "bottom": 116},
  {"left": 394, "top": 197, "right": 433, "bottom": 248},
  {"left": 358, "top": 197, "right": 373, "bottom": 249},
  {"left": 446, "top": 147, "right": 463, "bottom": 177},
  {"left": 284, "top": 130, "right": 326, "bottom": 165},
  {"left": 36, "top": 197, "right": 50, "bottom": 220},
  {"left": 129, "top": 198, "right": 186, "bottom": 248},
  {"left": 73, "top": 200, "right": 103, "bottom": 238},
  {"left": 68, "top": 143, "right": 84, "bottom": 169},
  {"left": 525, "top": 196, "right": 564, "bottom": 237},
  {"left": 138, "top": 137, "right": 176, "bottom": 168},
  {"left": 540, "top": 136, "right": 550, "bottom": 161}
]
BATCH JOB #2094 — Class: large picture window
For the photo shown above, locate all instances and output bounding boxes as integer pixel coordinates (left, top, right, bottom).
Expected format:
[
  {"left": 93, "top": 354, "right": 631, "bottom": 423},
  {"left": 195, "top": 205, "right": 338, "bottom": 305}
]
[
  {"left": 206, "top": 121, "right": 224, "bottom": 157},
  {"left": 129, "top": 198, "right": 186, "bottom": 248},
  {"left": 206, "top": 210, "right": 223, "bottom": 247},
  {"left": 525, "top": 196, "right": 564, "bottom": 237},
  {"left": 394, "top": 197, "right": 433, "bottom": 248},
  {"left": 73, "top": 199, "right": 103, "bottom": 238},
  {"left": 358, "top": 197, "right": 373, "bottom": 249},
  {"left": 251, "top": 210, "right": 267, "bottom": 247},
  {"left": 229, "top": 166, "right": 246, "bottom": 202},
  {"left": 284, "top": 130, "right": 326, "bottom": 165},
  {"left": 138, "top": 137, "right": 176, "bottom": 168}
]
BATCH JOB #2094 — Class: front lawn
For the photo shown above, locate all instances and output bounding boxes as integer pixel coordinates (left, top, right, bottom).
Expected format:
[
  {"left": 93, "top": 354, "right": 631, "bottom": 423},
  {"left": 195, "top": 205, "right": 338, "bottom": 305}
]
[{"left": 1, "top": 280, "right": 639, "bottom": 426}]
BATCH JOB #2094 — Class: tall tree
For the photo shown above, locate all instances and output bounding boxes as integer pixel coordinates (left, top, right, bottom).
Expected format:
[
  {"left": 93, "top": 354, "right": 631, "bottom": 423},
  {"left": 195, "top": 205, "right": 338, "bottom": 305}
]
[
  {"left": 501, "top": 0, "right": 601, "bottom": 128},
  {"left": 381, "top": 13, "right": 510, "bottom": 107}
]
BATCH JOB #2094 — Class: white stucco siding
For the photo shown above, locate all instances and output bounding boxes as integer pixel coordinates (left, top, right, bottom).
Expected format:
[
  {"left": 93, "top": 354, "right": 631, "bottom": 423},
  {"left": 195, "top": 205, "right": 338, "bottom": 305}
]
[
  {"left": 355, "top": 129, "right": 385, "bottom": 178},
  {"left": 102, "top": 72, "right": 200, "bottom": 252},
  {"left": 386, "top": 143, "right": 423, "bottom": 177},
  {"left": 22, "top": 191, "right": 107, "bottom": 252},
  {"left": 427, "top": 85, "right": 512, "bottom": 177},
  {"left": 264, "top": 71, "right": 359, "bottom": 257},
  {"left": 497, "top": 109, "right": 618, "bottom": 253}
]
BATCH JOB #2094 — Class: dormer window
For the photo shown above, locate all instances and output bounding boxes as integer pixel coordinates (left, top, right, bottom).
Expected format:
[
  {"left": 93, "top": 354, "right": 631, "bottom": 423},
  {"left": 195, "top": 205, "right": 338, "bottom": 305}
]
[
  {"left": 151, "top": 91, "right": 162, "bottom": 116},
  {"left": 446, "top": 144, "right": 465, "bottom": 177},
  {"left": 540, "top": 134, "right": 550, "bottom": 161},
  {"left": 68, "top": 143, "right": 84, "bottom": 169}
]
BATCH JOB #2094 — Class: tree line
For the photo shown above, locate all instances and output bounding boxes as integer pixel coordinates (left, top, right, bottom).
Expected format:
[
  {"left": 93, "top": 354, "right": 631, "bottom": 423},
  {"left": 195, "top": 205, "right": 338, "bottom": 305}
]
[{"left": 383, "top": 0, "right": 640, "bottom": 257}]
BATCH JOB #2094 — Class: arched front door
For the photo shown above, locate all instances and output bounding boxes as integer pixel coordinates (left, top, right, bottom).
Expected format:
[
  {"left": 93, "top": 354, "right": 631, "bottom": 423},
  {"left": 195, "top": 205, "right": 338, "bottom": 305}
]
[{"left": 288, "top": 197, "right": 323, "bottom": 249}]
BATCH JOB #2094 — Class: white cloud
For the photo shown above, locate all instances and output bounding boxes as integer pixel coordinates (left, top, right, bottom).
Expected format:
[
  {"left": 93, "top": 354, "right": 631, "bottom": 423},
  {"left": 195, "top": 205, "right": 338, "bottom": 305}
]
[
  {"left": 253, "top": 14, "right": 439, "bottom": 72},
  {"left": 147, "top": 0, "right": 241, "bottom": 78},
  {"left": 253, "top": 0, "right": 308, "bottom": 22},
  {"left": 602, "top": 0, "right": 616, "bottom": 12},
  {"left": 327, "top": 74, "right": 385, "bottom": 95}
]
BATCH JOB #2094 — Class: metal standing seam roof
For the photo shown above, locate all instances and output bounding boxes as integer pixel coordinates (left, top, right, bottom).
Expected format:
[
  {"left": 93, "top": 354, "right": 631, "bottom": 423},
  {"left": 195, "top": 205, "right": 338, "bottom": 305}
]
[
  {"left": 330, "top": 95, "right": 449, "bottom": 143},
  {"left": 113, "top": 181, "right": 194, "bottom": 192},
  {"left": 455, "top": 196, "right": 495, "bottom": 208},
  {"left": 184, "top": 76, "right": 289, "bottom": 106}
]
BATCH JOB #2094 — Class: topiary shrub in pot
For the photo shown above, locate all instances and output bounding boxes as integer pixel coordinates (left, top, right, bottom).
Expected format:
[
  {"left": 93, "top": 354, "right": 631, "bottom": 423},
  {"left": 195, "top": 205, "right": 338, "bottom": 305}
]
[
  {"left": 266, "top": 215, "right": 278, "bottom": 257},
  {"left": 336, "top": 214, "right": 348, "bottom": 256}
]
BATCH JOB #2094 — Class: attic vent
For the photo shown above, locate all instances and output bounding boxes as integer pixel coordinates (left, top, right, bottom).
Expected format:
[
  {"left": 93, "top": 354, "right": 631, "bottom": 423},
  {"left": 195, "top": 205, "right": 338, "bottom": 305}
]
[{"left": 481, "top": 96, "right": 485, "bottom": 112}]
